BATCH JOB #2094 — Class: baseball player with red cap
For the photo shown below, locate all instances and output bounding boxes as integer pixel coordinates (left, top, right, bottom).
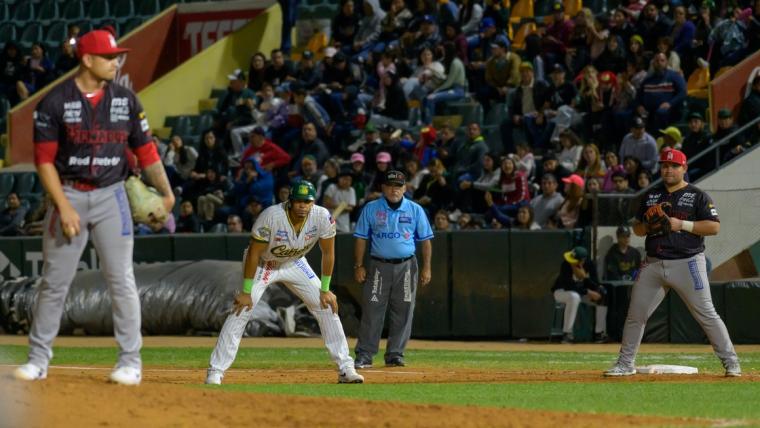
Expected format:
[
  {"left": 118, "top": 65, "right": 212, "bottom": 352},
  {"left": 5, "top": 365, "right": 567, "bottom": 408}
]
[
  {"left": 604, "top": 149, "right": 741, "bottom": 377},
  {"left": 13, "top": 30, "right": 174, "bottom": 385}
]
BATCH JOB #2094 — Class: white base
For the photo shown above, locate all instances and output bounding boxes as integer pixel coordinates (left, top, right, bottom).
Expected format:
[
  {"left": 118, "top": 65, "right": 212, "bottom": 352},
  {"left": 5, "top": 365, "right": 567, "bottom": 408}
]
[{"left": 635, "top": 365, "right": 699, "bottom": 374}]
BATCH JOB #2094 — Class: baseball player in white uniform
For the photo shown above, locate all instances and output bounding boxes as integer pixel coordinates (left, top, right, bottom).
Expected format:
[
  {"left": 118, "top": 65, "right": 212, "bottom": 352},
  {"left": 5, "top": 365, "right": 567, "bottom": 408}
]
[{"left": 206, "top": 180, "right": 364, "bottom": 384}]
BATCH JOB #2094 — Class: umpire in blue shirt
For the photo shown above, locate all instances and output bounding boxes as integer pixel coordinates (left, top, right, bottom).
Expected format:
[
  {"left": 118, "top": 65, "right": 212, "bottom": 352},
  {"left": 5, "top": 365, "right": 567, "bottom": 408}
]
[{"left": 353, "top": 170, "right": 434, "bottom": 368}]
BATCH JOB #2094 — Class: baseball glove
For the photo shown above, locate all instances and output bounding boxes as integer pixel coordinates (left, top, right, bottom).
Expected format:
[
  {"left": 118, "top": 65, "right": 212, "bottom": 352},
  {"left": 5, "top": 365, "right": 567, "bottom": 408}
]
[
  {"left": 125, "top": 176, "right": 168, "bottom": 225},
  {"left": 644, "top": 202, "right": 671, "bottom": 236}
]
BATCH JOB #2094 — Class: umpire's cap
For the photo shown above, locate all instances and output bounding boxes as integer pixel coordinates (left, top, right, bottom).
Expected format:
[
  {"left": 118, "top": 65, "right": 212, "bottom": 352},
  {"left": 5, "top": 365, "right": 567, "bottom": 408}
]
[
  {"left": 290, "top": 180, "right": 316, "bottom": 201},
  {"left": 564, "top": 246, "right": 588, "bottom": 264}
]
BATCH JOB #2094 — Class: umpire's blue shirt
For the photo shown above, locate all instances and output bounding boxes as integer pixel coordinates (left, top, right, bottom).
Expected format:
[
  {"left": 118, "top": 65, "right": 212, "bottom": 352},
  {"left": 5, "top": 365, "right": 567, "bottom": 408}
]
[{"left": 354, "top": 196, "right": 434, "bottom": 259}]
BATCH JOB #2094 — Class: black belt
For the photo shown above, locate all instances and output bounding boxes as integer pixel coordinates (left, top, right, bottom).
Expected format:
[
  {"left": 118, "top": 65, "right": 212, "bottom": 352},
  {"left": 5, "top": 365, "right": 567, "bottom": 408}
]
[{"left": 371, "top": 255, "right": 414, "bottom": 264}]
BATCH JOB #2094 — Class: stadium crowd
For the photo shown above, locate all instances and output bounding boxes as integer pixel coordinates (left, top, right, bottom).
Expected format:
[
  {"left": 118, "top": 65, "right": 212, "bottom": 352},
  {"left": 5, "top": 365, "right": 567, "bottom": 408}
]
[{"left": 2, "top": 0, "right": 760, "bottom": 236}]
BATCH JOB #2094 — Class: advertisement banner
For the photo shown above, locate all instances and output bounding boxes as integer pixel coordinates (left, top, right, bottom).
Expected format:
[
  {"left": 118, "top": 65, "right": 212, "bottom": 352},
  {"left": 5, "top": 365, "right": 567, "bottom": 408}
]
[
  {"left": 176, "top": 5, "right": 266, "bottom": 61},
  {"left": 709, "top": 50, "right": 760, "bottom": 131}
]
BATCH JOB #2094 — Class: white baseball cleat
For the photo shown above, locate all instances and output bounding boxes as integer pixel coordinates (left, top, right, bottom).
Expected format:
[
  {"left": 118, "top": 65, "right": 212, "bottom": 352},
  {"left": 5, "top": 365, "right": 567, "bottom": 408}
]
[
  {"left": 338, "top": 367, "right": 364, "bottom": 384},
  {"left": 205, "top": 370, "right": 223, "bottom": 385},
  {"left": 603, "top": 364, "right": 636, "bottom": 377},
  {"left": 109, "top": 367, "right": 141, "bottom": 386},
  {"left": 13, "top": 363, "right": 47, "bottom": 381}
]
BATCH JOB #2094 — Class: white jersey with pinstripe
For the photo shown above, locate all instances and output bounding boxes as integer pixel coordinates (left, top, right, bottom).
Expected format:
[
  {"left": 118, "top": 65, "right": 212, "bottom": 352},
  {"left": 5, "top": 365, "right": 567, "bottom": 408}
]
[{"left": 208, "top": 202, "right": 354, "bottom": 376}]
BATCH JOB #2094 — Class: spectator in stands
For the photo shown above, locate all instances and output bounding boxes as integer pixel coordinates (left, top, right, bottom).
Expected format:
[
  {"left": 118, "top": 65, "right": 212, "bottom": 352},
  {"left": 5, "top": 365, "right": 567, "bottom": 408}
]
[
  {"left": 196, "top": 168, "right": 231, "bottom": 223},
  {"left": 194, "top": 129, "right": 229, "bottom": 182},
  {"left": 619, "top": 117, "right": 658, "bottom": 174},
  {"left": 748, "top": 1, "right": 760, "bottom": 54},
  {"left": 531, "top": 173, "right": 565, "bottom": 228},
  {"left": 370, "top": 69, "right": 409, "bottom": 127},
  {"left": 410, "top": 126, "right": 437, "bottom": 167},
  {"left": 566, "top": 11, "right": 594, "bottom": 76},
  {"left": 0, "top": 193, "right": 27, "bottom": 236},
  {"left": 461, "top": 151, "right": 500, "bottom": 213},
  {"left": 501, "top": 62, "right": 551, "bottom": 153},
  {"left": 604, "top": 225, "right": 641, "bottom": 281},
  {"left": 636, "top": 169, "right": 651, "bottom": 190},
  {"left": 556, "top": 174, "right": 591, "bottom": 229},
  {"left": 538, "top": 152, "right": 572, "bottom": 192},
  {"left": 544, "top": 1, "right": 574, "bottom": 67},
  {"left": 433, "top": 209, "right": 453, "bottom": 231},
  {"left": 609, "top": 8, "right": 634, "bottom": 46},
  {"left": 635, "top": 52, "right": 686, "bottom": 131},
  {"left": 332, "top": 0, "right": 360, "bottom": 50},
  {"left": 247, "top": 52, "right": 267, "bottom": 93},
  {"left": 552, "top": 246, "right": 608, "bottom": 343},
  {"left": 657, "top": 126, "right": 682, "bottom": 153},
  {"left": 176, "top": 201, "right": 201, "bottom": 233},
  {"left": 627, "top": 37, "right": 648, "bottom": 83},
  {"left": 19, "top": 43, "right": 54, "bottom": 99},
  {"left": 432, "top": 123, "right": 458, "bottom": 170},
  {"left": 451, "top": 122, "right": 489, "bottom": 183},
  {"left": 576, "top": 143, "right": 606, "bottom": 181},
  {"left": 365, "top": 151, "right": 393, "bottom": 201},
  {"left": 514, "top": 143, "right": 536, "bottom": 181},
  {"left": 709, "top": 6, "right": 748, "bottom": 71},
  {"left": 544, "top": 63, "right": 578, "bottom": 144},
  {"left": 523, "top": 24, "right": 546, "bottom": 82},
  {"left": 609, "top": 170, "right": 634, "bottom": 223},
  {"left": 739, "top": 75, "right": 760, "bottom": 144},
  {"left": 293, "top": 155, "right": 322, "bottom": 188},
  {"left": 323, "top": 166, "right": 357, "bottom": 233},
  {"left": 715, "top": 108, "right": 749, "bottom": 163},
  {"left": 0, "top": 42, "right": 25, "bottom": 105},
  {"left": 278, "top": 0, "right": 299, "bottom": 54},
  {"left": 233, "top": 157, "right": 275, "bottom": 213},
  {"left": 276, "top": 185, "right": 291, "bottom": 203},
  {"left": 403, "top": 158, "right": 426, "bottom": 195},
  {"left": 481, "top": 0, "right": 506, "bottom": 33},
  {"left": 422, "top": 41, "right": 466, "bottom": 124},
  {"left": 671, "top": 6, "right": 695, "bottom": 73},
  {"left": 252, "top": 83, "right": 288, "bottom": 130},
  {"left": 611, "top": 67, "right": 638, "bottom": 145},
  {"left": 226, "top": 215, "right": 244, "bottom": 233},
  {"left": 239, "top": 127, "right": 292, "bottom": 176},
  {"left": 594, "top": 36, "right": 627, "bottom": 75},
  {"left": 402, "top": 47, "right": 446, "bottom": 103},
  {"left": 350, "top": 123, "right": 381, "bottom": 163},
  {"left": 350, "top": 152, "right": 370, "bottom": 204},
  {"left": 635, "top": 2, "right": 673, "bottom": 52},
  {"left": 514, "top": 205, "right": 541, "bottom": 230},
  {"left": 601, "top": 150, "right": 625, "bottom": 192},
  {"left": 53, "top": 41, "right": 78, "bottom": 78},
  {"left": 163, "top": 135, "right": 198, "bottom": 190},
  {"left": 467, "top": 17, "right": 507, "bottom": 72},
  {"left": 479, "top": 39, "right": 520, "bottom": 111},
  {"left": 290, "top": 122, "right": 330, "bottom": 169},
  {"left": 558, "top": 129, "right": 583, "bottom": 172},
  {"left": 293, "top": 50, "right": 321, "bottom": 90},
  {"left": 653, "top": 37, "right": 681, "bottom": 75},
  {"left": 379, "top": 0, "right": 412, "bottom": 48},
  {"left": 241, "top": 198, "right": 264, "bottom": 231},
  {"left": 622, "top": 155, "right": 643, "bottom": 189},
  {"left": 442, "top": 22, "right": 469, "bottom": 65},
  {"left": 351, "top": 0, "right": 386, "bottom": 58},
  {"left": 316, "top": 158, "right": 340, "bottom": 203},
  {"left": 216, "top": 69, "right": 256, "bottom": 132},
  {"left": 265, "top": 49, "right": 295, "bottom": 88},
  {"left": 413, "top": 158, "right": 451, "bottom": 216},
  {"left": 458, "top": 0, "right": 483, "bottom": 35},
  {"left": 403, "top": 14, "right": 441, "bottom": 60},
  {"left": 489, "top": 156, "right": 530, "bottom": 218}
]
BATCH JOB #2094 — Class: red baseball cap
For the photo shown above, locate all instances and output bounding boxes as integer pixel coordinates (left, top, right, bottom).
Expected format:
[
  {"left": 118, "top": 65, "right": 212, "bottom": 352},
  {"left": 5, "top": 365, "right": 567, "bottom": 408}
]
[
  {"left": 561, "top": 173, "right": 585, "bottom": 189},
  {"left": 76, "top": 30, "right": 130, "bottom": 58},
  {"left": 658, "top": 148, "right": 687, "bottom": 166}
]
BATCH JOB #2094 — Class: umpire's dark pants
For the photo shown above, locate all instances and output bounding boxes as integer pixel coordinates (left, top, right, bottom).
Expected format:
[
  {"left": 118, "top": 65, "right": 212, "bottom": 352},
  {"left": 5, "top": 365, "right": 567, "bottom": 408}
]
[{"left": 355, "top": 256, "right": 418, "bottom": 362}]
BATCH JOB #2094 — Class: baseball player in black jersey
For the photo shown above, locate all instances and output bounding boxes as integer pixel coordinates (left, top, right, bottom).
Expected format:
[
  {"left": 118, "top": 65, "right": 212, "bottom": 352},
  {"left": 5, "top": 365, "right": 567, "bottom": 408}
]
[
  {"left": 13, "top": 30, "right": 174, "bottom": 385},
  {"left": 604, "top": 149, "right": 741, "bottom": 377}
]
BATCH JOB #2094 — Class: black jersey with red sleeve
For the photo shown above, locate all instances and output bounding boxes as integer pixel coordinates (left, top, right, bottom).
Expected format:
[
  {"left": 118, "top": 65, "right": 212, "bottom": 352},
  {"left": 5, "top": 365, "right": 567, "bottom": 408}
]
[
  {"left": 636, "top": 183, "right": 720, "bottom": 259},
  {"left": 33, "top": 78, "right": 153, "bottom": 188}
]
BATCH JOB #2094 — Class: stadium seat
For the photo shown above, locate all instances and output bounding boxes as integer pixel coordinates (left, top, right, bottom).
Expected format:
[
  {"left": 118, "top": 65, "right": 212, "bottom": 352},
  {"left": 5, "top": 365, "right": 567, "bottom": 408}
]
[
  {"left": 111, "top": 0, "right": 135, "bottom": 24},
  {"left": 511, "top": 21, "right": 536, "bottom": 50},
  {"left": 197, "top": 113, "right": 214, "bottom": 134},
  {"left": 122, "top": 17, "right": 144, "bottom": 35},
  {"left": 172, "top": 116, "right": 192, "bottom": 136},
  {"left": 313, "top": 4, "right": 337, "bottom": 19},
  {"left": 686, "top": 66, "right": 709, "bottom": 99},
  {"left": 163, "top": 115, "right": 179, "bottom": 129},
  {"left": 305, "top": 30, "right": 329, "bottom": 60},
  {"left": 11, "top": 1, "right": 35, "bottom": 24},
  {"left": 19, "top": 22, "right": 44, "bottom": 50},
  {"left": 564, "top": 0, "right": 582, "bottom": 18},
  {"left": 0, "top": 23, "right": 17, "bottom": 46},
  {"left": 484, "top": 103, "right": 506, "bottom": 127},
  {"left": 160, "top": 0, "right": 182, "bottom": 10},
  {"left": 12, "top": 172, "right": 37, "bottom": 196},
  {"left": 509, "top": 0, "right": 534, "bottom": 23},
  {"left": 209, "top": 89, "right": 226, "bottom": 99},
  {"left": 87, "top": 0, "right": 111, "bottom": 22},
  {"left": 36, "top": 0, "right": 60, "bottom": 25},
  {"left": 0, "top": 174, "right": 15, "bottom": 199},
  {"left": 77, "top": 20, "right": 94, "bottom": 34},
  {"left": 0, "top": 4, "right": 9, "bottom": 22},
  {"left": 44, "top": 20, "right": 68, "bottom": 47},
  {"left": 136, "top": 0, "right": 160, "bottom": 17},
  {"left": 444, "top": 102, "right": 484, "bottom": 127},
  {"left": 61, "top": 0, "right": 85, "bottom": 21}
]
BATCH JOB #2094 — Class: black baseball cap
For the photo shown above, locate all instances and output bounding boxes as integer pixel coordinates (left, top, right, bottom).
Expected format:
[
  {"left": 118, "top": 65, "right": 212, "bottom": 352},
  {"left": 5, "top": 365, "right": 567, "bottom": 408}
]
[
  {"left": 632, "top": 117, "right": 646, "bottom": 128},
  {"left": 543, "top": 151, "right": 558, "bottom": 162},
  {"left": 612, "top": 170, "right": 627, "bottom": 179},
  {"left": 302, "top": 50, "right": 314, "bottom": 60},
  {"left": 250, "top": 126, "right": 266, "bottom": 136},
  {"left": 550, "top": 63, "right": 566, "bottom": 74},
  {"left": 688, "top": 111, "right": 704, "bottom": 121},
  {"left": 718, "top": 108, "right": 732, "bottom": 119},
  {"left": 490, "top": 39, "right": 509, "bottom": 49},
  {"left": 616, "top": 225, "right": 631, "bottom": 236},
  {"left": 333, "top": 52, "right": 347, "bottom": 63},
  {"left": 384, "top": 170, "right": 406, "bottom": 186}
]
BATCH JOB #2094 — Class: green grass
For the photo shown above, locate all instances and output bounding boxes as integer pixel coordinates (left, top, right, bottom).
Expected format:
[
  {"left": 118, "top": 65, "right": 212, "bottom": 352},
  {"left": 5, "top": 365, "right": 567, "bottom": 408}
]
[
  {"left": 220, "top": 382, "right": 760, "bottom": 420},
  {"left": 2, "top": 345, "right": 759, "bottom": 421},
  {"left": 1, "top": 345, "right": 759, "bottom": 373}
]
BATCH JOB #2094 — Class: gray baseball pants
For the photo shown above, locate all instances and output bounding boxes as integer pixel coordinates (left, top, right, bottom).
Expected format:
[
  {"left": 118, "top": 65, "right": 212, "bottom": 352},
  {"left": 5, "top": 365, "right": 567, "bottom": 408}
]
[
  {"left": 355, "top": 257, "right": 418, "bottom": 361},
  {"left": 616, "top": 253, "right": 738, "bottom": 368},
  {"left": 27, "top": 182, "right": 142, "bottom": 371}
]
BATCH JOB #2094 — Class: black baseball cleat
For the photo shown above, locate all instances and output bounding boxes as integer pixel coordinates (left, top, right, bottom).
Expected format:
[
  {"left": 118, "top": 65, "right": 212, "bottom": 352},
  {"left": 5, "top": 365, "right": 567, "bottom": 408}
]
[
  {"left": 561, "top": 333, "right": 574, "bottom": 344},
  {"left": 385, "top": 357, "right": 405, "bottom": 367},
  {"left": 594, "top": 332, "right": 611, "bottom": 344},
  {"left": 354, "top": 356, "right": 372, "bottom": 369}
]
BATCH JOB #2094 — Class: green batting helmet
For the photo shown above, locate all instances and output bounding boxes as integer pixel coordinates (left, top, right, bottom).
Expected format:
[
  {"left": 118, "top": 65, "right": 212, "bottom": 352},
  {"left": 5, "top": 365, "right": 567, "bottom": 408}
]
[{"left": 290, "top": 180, "right": 316, "bottom": 201}]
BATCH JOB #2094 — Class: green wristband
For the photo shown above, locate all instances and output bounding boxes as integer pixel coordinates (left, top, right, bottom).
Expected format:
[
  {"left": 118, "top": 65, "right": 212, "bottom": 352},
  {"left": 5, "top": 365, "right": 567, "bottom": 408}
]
[
  {"left": 242, "top": 278, "right": 254, "bottom": 294},
  {"left": 320, "top": 275, "right": 331, "bottom": 292}
]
